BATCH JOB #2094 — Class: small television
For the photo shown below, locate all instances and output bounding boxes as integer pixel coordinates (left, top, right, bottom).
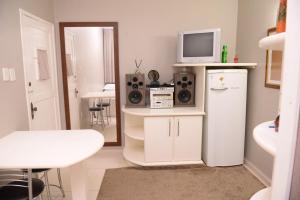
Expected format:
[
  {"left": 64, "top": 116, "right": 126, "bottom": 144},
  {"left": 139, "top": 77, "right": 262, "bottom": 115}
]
[{"left": 177, "top": 28, "right": 221, "bottom": 63}]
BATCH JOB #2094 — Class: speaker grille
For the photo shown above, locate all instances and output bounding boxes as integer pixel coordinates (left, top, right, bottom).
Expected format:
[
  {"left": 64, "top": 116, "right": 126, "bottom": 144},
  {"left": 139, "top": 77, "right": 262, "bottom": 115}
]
[
  {"left": 128, "top": 91, "right": 143, "bottom": 104},
  {"left": 125, "top": 74, "right": 146, "bottom": 107},
  {"left": 174, "top": 72, "right": 195, "bottom": 106},
  {"left": 178, "top": 89, "right": 191, "bottom": 103}
]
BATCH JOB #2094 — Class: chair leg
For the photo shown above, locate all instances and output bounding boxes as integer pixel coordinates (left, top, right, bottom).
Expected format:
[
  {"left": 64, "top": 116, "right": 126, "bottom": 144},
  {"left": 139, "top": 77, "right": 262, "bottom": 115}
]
[
  {"left": 96, "top": 111, "right": 99, "bottom": 125},
  {"left": 44, "top": 172, "right": 52, "bottom": 200},
  {"left": 57, "top": 169, "right": 65, "bottom": 197},
  {"left": 28, "top": 169, "right": 33, "bottom": 200},
  {"left": 90, "top": 111, "right": 94, "bottom": 127},
  {"left": 109, "top": 101, "right": 112, "bottom": 123},
  {"left": 106, "top": 107, "right": 109, "bottom": 125},
  {"left": 100, "top": 110, "right": 105, "bottom": 129}
]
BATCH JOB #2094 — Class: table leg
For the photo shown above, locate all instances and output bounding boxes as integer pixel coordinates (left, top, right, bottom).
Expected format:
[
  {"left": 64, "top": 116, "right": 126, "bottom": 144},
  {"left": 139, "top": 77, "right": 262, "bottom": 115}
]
[{"left": 70, "top": 162, "right": 88, "bottom": 200}]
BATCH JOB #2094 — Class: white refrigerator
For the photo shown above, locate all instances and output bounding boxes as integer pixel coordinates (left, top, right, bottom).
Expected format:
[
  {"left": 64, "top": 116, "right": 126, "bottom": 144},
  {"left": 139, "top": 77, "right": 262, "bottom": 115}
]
[{"left": 203, "top": 69, "right": 248, "bottom": 167}]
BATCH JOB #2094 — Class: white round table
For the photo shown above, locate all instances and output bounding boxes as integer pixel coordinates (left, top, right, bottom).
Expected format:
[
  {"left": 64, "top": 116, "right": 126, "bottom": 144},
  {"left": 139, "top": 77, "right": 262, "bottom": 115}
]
[{"left": 0, "top": 129, "right": 104, "bottom": 200}]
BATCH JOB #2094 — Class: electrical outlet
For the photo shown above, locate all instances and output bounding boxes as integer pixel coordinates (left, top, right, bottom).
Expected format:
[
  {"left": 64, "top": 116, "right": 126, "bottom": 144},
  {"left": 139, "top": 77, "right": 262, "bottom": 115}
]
[{"left": 2, "top": 68, "right": 9, "bottom": 81}]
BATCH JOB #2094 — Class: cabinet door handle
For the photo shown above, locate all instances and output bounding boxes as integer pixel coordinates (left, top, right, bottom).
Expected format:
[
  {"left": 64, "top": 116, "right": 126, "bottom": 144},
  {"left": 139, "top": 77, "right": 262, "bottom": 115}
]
[
  {"left": 177, "top": 120, "right": 180, "bottom": 136},
  {"left": 169, "top": 120, "right": 171, "bottom": 137}
]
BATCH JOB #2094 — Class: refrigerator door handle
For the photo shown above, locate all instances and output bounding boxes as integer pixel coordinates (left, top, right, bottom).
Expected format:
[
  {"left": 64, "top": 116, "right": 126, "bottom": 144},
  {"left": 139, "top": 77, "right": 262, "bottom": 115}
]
[{"left": 210, "top": 87, "right": 228, "bottom": 91}]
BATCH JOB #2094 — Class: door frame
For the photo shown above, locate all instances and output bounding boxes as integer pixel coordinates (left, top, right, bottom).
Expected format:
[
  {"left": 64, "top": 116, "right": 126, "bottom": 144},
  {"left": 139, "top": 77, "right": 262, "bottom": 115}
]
[
  {"left": 59, "top": 22, "right": 121, "bottom": 146},
  {"left": 19, "top": 9, "right": 62, "bottom": 130}
]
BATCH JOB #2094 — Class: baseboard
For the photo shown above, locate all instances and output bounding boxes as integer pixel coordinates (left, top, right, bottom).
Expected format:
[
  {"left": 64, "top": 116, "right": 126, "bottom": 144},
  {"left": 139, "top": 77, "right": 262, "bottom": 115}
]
[{"left": 244, "top": 159, "right": 271, "bottom": 186}]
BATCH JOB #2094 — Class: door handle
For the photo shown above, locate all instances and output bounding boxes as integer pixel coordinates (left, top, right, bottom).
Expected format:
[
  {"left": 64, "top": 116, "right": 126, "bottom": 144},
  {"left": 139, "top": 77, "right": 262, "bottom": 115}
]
[
  {"left": 210, "top": 87, "right": 228, "bottom": 91},
  {"left": 177, "top": 120, "right": 180, "bottom": 136},
  {"left": 30, "top": 102, "right": 38, "bottom": 119}
]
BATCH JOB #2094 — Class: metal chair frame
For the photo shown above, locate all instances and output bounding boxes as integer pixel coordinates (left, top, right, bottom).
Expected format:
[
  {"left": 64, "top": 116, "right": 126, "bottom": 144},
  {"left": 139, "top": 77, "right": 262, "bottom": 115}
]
[
  {"left": 89, "top": 99, "right": 105, "bottom": 128},
  {"left": 0, "top": 169, "right": 43, "bottom": 200},
  {"left": 31, "top": 168, "right": 65, "bottom": 200}
]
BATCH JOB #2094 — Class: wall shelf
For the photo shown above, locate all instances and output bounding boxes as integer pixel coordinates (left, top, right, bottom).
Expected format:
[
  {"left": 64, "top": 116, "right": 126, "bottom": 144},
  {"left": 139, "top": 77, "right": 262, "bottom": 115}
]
[
  {"left": 173, "top": 63, "right": 257, "bottom": 68},
  {"left": 123, "top": 145, "right": 204, "bottom": 166},
  {"left": 258, "top": 32, "right": 285, "bottom": 51},
  {"left": 250, "top": 187, "right": 271, "bottom": 200},
  {"left": 253, "top": 121, "right": 277, "bottom": 156},
  {"left": 125, "top": 126, "right": 144, "bottom": 141},
  {"left": 123, "top": 144, "right": 145, "bottom": 165},
  {"left": 251, "top": 121, "right": 277, "bottom": 200}
]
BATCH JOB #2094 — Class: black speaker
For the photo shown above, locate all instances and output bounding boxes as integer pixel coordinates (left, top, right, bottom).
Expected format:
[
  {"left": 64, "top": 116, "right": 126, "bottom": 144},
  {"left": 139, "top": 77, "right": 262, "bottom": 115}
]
[
  {"left": 126, "top": 74, "right": 146, "bottom": 107},
  {"left": 174, "top": 72, "right": 195, "bottom": 106}
]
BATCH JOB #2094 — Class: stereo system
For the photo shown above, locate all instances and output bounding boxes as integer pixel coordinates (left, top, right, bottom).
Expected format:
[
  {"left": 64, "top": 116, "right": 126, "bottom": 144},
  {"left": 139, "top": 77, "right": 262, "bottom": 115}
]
[
  {"left": 125, "top": 72, "right": 195, "bottom": 108},
  {"left": 174, "top": 72, "right": 195, "bottom": 106},
  {"left": 150, "top": 87, "right": 174, "bottom": 109},
  {"left": 126, "top": 74, "right": 146, "bottom": 107}
]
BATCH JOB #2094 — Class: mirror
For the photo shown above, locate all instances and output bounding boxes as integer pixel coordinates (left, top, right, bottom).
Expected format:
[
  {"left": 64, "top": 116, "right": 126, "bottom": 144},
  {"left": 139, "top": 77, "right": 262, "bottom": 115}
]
[{"left": 59, "top": 22, "right": 121, "bottom": 146}]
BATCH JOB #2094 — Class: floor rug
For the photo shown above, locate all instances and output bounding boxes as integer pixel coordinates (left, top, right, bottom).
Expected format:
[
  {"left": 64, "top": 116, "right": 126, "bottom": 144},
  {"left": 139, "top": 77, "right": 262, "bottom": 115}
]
[{"left": 97, "top": 165, "right": 265, "bottom": 200}]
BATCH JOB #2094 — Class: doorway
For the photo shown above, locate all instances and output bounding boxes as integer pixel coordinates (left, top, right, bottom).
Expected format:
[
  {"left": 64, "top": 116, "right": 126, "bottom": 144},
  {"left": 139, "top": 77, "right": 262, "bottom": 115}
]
[
  {"left": 20, "top": 9, "right": 61, "bottom": 130},
  {"left": 59, "top": 22, "right": 121, "bottom": 146}
]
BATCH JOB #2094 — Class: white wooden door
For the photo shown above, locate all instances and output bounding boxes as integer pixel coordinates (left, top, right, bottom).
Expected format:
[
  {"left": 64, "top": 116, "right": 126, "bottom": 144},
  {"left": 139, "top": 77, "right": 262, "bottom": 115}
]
[
  {"left": 144, "top": 117, "right": 173, "bottom": 162},
  {"left": 20, "top": 10, "right": 60, "bottom": 130},
  {"left": 173, "top": 116, "right": 202, "bottom": 161},
  {"left": 65, "top": 30, "right": 80, "bottom": 129}
]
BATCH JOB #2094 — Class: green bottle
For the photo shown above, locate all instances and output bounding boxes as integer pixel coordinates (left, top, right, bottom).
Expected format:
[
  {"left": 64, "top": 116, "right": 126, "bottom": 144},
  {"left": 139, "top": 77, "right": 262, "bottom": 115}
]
[{"left": 221, "top": 45, "right": 228, "bottom": 63}]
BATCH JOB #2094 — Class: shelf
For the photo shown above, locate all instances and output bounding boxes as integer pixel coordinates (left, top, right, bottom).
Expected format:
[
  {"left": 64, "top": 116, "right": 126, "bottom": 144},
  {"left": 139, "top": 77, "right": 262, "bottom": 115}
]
[
  {"left": 123, "top": 143, "right": 204, "bottom": 166},
  {"left": 253, "top": 121, "right": 278, "bottom": 156},
  {"left": 173, "top": 63, "right": 257, "bottom": 68},
  {"left": 123, "top": 145, "right": 145, "bottom": 165},
  {"left": 122, "top": 106, "right": 205, "bottom": 117},
  {"left": 259, "top": 32, "right": 285, "bottom": 51},
  {"left": 125, "top": 126, "right": 144, "bottom": 140},
  {"left": 250, "top": 187, "right": 271, "bottom": 200}
]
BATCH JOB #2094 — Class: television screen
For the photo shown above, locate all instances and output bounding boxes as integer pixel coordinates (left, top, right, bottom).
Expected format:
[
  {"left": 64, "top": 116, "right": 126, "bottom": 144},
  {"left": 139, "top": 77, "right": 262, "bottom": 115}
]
[{"left": 183, "top": 32, "right": 214, "bottom": 57}]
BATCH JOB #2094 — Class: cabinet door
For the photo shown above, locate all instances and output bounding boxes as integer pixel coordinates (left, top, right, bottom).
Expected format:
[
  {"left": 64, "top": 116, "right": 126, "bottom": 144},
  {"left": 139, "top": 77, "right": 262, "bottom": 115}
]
[
  {"left": 144, "top": 117, "right": 173, "bottom": 162},
  {"left": 173, "top": 116, "right": 203, "bottom": 161}
]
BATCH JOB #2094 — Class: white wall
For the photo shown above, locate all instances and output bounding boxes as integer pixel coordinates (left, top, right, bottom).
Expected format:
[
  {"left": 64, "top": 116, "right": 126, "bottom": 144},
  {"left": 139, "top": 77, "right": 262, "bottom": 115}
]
[
  {"left": 53, "top": 0, "right": 239, "bottom": 130},
  {"left": 236, "top": 0, "right": 280, "bottom": 180},
  {"left": 0, "top": 0, "right": 54, "bottom": 137}
]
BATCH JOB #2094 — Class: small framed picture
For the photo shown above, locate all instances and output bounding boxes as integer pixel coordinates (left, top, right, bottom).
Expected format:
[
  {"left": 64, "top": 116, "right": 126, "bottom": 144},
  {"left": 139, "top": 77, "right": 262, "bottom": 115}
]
[{"left": 265, "top": 27, "right": 283, "bottom": 89}]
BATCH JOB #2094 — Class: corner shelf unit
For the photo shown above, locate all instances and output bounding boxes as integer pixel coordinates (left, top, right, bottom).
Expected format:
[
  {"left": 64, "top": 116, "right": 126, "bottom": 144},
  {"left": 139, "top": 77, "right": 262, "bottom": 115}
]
[
  {"left": 258, "top": 32, "right": 285, "bottom": 51},
  {"left": 251, "top": 121, "right": 278, "bottom": 200},
  {"left": 250, "top": 32, "right": 285, "bottom": 200},
  {"left": 253, "top": 121, "right": 277, "bottom": 156},
  {"left": 250, "top": 187, "right": 271, "bottom": 200},
  {"left": 125, "top": 126, "right": 144, "bottom": 141}
]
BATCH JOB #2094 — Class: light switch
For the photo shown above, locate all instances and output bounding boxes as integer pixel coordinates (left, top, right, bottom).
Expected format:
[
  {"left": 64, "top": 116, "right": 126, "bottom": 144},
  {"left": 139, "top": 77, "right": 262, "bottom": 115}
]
[
  {"left": 2, "top": 68, "right": 9, "bottom": 81},
  {"left": 9, "top": 68, "right": 16, "bottom": 81}
]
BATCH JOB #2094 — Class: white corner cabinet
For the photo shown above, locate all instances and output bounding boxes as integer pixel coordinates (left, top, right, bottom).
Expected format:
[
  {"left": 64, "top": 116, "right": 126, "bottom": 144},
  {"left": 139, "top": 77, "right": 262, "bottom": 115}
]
[
  {"left": 122, "top": 63, "right": 256, "bottom": 166},
  {"left": 123, "top": 107, "right": 204, "bottom": 166}
]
